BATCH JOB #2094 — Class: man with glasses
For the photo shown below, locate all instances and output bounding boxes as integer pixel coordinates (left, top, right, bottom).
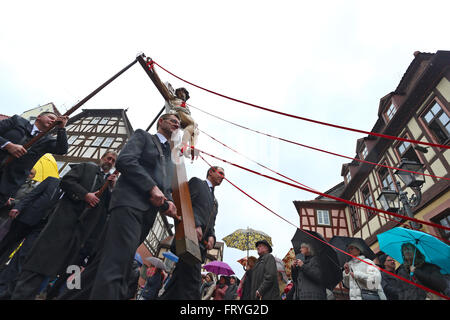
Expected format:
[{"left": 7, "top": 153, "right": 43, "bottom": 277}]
[
  {"left": 87, "top": 113, "right": 181, "bottom": 299},
  {"left": 378, "top": 254, "right": 402, "bottom": 300}
]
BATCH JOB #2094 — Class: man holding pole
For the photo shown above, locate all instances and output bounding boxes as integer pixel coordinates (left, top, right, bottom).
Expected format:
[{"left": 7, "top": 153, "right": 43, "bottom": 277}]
[
  {"left": 11, "top": 151, "right": 117, "bottom": 299},
  {"left": 88, "top": 113, "right": 180, "bottom": 299},
  {"left": 0, "top": 112, "right": 68, "bottom": 207}
]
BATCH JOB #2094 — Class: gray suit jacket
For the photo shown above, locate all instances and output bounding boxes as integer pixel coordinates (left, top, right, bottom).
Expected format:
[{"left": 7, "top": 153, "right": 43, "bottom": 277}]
[{"left": 109, "top": 129, "right": 174, "bottom": 212}]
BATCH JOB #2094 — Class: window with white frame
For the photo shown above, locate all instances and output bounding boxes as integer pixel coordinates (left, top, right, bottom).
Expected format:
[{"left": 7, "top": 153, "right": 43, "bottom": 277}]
[
  {"left": 346, "top": 171, "right": 351, "bottom": 183},
  {"left": 92, "top": 137, "right": 105, "bottom": 147},
  {"left": 67, "top": 135, "right": 78, "bottom": 144},
  {"left": 99, "top": 117, "right": 109, "bottom": 125},
  {"left": 422, "top": 101, "right": 449, "bottom": 144},
  {"left": 361, "top": 145, "right": 368, "bottom": 159},
  {"left": 102, "top": 137, "right": 114, "bottom": 148},
  {"left": 362, "top": 185, "right": 376, "bottom": 219},
  {"left": 91, "top": 117, "right": 101, "bottom": 124},
  {"left": 317, "top": 209, "right": 331, "bottom": 226},
  {"left": 385, "top": 103, "right": 397, "bottom": 121}
]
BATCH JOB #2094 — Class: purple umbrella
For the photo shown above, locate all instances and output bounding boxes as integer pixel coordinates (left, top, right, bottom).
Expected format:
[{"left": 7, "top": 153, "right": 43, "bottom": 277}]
[{"left": 203, "top": 261, "right": 235, "bottom": 276}]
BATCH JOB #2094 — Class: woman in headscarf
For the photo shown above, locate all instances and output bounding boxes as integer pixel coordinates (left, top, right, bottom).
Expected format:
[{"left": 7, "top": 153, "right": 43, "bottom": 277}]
[
  {"left": 224, "top": 275, "right": 239, "bottom": 300},
  {"left": 201, "top": 273, "right": 216, "bottom": 300},
  {"left": 291, "top": 243, "right": 327, "bottom": 300},
  {"left": 396, "top": 243, "right": 448, "bottom": 300}
]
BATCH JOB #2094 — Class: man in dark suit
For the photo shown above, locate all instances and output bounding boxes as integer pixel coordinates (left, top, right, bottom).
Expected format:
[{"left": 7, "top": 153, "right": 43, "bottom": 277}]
[
  {"left": 88, "top": 113, "right": 180, "bottom": 300},
  {"left": 0, "top": 112, "right": 68, "bottom": 206},
  {"left": 0, "top": 176, "right": 62, "bottom": 299},
  {"left": 11, "top": 151, "right": 117, "bottom": 299},
  {"left": 0, "top": 176, "right": 61, "bottom": 265},
  {"left": 160, "top": 166, "right": 225, "bottom": 300}
]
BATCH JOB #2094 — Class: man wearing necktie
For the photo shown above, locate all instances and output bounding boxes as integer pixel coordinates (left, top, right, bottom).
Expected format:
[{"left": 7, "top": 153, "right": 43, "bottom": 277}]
[
  {"left": 77, "top": 113, "right": 181, "bottom": 300},
  {"left": 0, "top": 112, "right": 68, "bottom": 207},
  {"left": 160, "top": 166, "right": 225, "bottom": 300},
  {"left": 11, "top": 151, "right": 118, "bottom": 299}
]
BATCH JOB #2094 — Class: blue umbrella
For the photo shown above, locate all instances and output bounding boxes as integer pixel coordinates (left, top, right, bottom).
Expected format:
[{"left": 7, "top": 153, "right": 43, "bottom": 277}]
[
  {"left": 163, "top": 251, "right": 179, "bottom": 263},
  {"left": 377, "top": 227, "right": 450, "bottom": 274},
  {"left": 134, "top": 253, "right": 143, "bottom": 266}
]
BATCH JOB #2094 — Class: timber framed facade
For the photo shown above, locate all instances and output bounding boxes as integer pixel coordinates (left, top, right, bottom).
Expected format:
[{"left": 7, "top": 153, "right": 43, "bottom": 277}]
[{"left": 295, "top": 50, "right": 450, "bottom": 257}]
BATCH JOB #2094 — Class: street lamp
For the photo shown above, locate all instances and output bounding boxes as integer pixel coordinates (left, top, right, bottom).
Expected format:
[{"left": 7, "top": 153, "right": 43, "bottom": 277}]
[
  {"left": 377, "top": 158, "right": 425, "bottom": 229},
  {"left": 394, "top": 158, "right": 426, "bottom": 189}
]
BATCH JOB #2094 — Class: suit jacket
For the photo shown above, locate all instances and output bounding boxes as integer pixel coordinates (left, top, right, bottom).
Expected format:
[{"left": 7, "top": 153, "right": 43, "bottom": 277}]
[
  {"left": 0, "top": 115, "right": 68, "bottom": 202},
  {"left": 109, "top": 129, "right": 174, "bottom": 212},
  {"left": 23, "top": 162, "right": 110, "bottom": 277},
  {"left": 14, "top": 176, "right": 62, "bottom": 226},
  {"left": 188, "top": 177, "right": 218, "bottom": 244}
]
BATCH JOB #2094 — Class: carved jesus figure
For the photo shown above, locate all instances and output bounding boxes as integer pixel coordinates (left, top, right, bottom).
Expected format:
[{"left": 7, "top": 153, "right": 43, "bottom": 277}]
[{"left": 164, "top": 83, "right": 199, "bottom": 157}]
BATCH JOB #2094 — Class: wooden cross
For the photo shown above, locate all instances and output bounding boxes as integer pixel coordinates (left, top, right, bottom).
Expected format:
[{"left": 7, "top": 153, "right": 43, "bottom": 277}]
[{"left": 137, "top": 54, "right": 202, "bottom": 265}]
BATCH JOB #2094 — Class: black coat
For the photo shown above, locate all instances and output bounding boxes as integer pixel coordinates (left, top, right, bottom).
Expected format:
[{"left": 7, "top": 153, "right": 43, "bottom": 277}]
[
  {"left": 381, "top": 271, "right": 402, "bottom": 300},
  {"left": 249, "top": 253, "right": 280, "bottom": 300},
  {"left": 14, "top": 176, "right": 61, "bottom": 226},
  {"left": 23, "top": 162, "right": 110, "bottom": 277},
  {"left": 0, "top": 115, "right": 68, "bottom": 203},
  {"left": 188, "top": 177, "right": 218, "bottom": 261},
  {"left": 397, "top": 263, "right": 448, "bottom": 300},
  {"left": 291, "top": 255, "right": 327, "bottom": 300},
  {"left": 109, "top": 130, "right": 174, "bottom": 212}
]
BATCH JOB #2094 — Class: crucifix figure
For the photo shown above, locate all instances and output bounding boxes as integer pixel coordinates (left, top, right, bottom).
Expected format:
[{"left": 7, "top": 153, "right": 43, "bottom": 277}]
[
  {"left": 137, "top": 54, "right": 202, "bottom": 265},
  {"left": 164, "top": 82, "right": 199, "bottom": 158}
]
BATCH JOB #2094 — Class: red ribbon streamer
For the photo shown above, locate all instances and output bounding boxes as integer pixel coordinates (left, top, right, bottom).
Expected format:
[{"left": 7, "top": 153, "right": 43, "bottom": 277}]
[
  {"left": 199, "top": 155, "right": 450, "bottom": 300},
  {"left": 197, "top": 148, "right": 450, "bottom": 232},
  {"left": 153, "top": 61, "right": 450, "bottom": 150},
  {"left": 201, "top": 129, "right": 450, "bottom": 244},
  {"left": 191, "top": 103, "right": 449, "bottom": 182}
]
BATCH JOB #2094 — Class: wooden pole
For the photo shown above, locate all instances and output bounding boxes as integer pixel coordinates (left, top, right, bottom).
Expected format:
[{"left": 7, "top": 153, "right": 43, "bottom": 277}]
[
  {"left": 138, "top": 53, "right": 202, "bottom": 265},
  {"left": 1, "top": 58, "right": 138, "bottom": 169}
]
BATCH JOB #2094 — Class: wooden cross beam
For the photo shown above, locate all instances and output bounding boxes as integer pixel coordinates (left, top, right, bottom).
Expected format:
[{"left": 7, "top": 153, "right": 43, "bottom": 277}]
[{"left": 137, "top": 53, "right": 202, "bottom": 265}]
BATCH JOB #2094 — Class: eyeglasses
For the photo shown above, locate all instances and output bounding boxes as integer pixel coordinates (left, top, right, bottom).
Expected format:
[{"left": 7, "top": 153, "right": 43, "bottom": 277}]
[{"left": 165, "top": 118, "right": 180, "bottom": 125}]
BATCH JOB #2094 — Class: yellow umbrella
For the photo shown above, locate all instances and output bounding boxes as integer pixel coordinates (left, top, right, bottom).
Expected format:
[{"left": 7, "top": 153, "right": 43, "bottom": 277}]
[
  {"left": 32, "top": 153, "right": 60, "bottom": 182},
  {"left": 222, "top": 227, "right": 272, "bottom": 259}
]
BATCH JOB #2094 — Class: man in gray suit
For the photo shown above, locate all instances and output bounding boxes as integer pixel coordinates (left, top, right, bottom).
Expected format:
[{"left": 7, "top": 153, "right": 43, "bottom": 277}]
[{"left": 89, "top": 113, "right": 180, "bottom": 300}]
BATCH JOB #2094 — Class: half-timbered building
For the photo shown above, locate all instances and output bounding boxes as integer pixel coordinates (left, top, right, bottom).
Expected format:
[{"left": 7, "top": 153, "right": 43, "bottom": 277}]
[{"left": 295, "top": 50, "right": 450, "bottom": 256}]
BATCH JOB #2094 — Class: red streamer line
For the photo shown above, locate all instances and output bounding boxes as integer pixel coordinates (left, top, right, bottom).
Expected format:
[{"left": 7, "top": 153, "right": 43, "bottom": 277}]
[
  {"left": 153, "top": 61, "right": 450, "bottom": 150},
  {"left": 199, "top": 155, "right": 450, "bottom": 300},
  {"left": 191, "top": 103, "right": 450, "bottom": 182},
  {"left": 201, "top": 129, "right": 450, "bottom": 244},
  {"left": 197, "top": 148, "right": 450, "bottom": 232},
  {"left": 200, "top": 129, "right": 316, "bottom": 192}
]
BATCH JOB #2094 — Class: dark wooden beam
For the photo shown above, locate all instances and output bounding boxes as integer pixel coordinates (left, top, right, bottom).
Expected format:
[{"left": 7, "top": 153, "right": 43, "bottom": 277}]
[{"left": 138, "top": 53, "right": 202, "bottom": 265}]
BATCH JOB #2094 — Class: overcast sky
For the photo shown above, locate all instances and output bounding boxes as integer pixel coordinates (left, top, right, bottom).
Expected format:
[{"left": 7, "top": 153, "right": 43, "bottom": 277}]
[{"left": 1, "top": 0, "right": 450, "bottom": 279}]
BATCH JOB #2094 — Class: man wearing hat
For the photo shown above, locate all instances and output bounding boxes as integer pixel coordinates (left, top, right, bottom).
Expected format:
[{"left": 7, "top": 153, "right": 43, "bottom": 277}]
[{"left": 249, "top": 239, "right": 279, "bottom": 300}]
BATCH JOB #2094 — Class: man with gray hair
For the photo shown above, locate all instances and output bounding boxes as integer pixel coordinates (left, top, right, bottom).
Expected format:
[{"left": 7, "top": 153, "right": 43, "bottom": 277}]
[{"left": 12, "top": 150, "right": 118, "bottom": 299}]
